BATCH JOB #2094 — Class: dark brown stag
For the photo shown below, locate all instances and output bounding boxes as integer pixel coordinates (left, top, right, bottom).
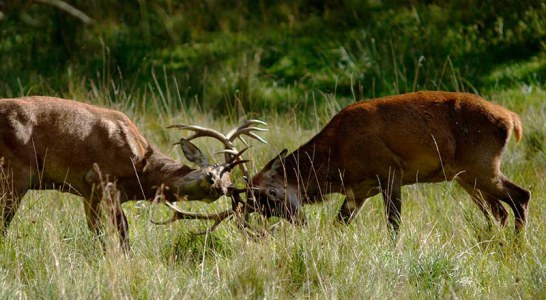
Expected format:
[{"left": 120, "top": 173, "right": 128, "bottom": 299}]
[
  {"left": 248, "top": 91, "right": 530, "bottom": 234},
  {"left": 0, "top": 96, "right": 267, "bottom": 249}
]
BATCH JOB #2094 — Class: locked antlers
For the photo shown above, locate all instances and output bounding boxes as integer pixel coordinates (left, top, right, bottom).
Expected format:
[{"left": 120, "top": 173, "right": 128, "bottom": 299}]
[
  {"left": 169, "top": 119, "right": 268, "bottom": 179},
  {"left": 152, "top": 120, "right": 268, "bottom": 233}
]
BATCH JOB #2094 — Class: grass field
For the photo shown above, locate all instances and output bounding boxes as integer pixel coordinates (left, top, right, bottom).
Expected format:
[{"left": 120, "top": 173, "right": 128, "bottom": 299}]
[{"left": 0, "top": 86, "right": 544, "bottom": 299}]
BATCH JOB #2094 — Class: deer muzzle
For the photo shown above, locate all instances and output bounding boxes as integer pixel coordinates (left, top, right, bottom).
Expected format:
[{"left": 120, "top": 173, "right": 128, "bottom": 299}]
[{"left": 172, "top": 165, "right": 232, "bottom": 202}]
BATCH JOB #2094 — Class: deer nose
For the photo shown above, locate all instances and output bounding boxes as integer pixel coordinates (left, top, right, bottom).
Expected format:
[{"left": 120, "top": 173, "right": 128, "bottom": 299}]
[{"left": 206, "top": 172, "right": 215, "bottom": 184}]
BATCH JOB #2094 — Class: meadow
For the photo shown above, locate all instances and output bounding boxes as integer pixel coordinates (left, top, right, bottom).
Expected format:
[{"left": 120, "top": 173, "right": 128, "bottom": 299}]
[{"left": 1, "top": 1, "right": 545, "bottom": 298}]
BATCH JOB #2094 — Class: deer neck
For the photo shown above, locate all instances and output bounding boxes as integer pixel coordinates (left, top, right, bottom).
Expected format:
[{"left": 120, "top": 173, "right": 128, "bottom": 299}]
[
  {"left": 284, "top": 142, "right": 336, "bottom": 202},
  {"left": 138, "top": 148, "right": 194, "bottom": 200}
]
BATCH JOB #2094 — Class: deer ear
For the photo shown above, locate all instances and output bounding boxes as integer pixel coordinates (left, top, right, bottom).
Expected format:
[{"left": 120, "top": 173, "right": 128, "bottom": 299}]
[
  {"left": 268, "top": 149, "right": 288, "bottom": 171},
  {"left": 179, "top": 138, "right": 210, "bottom": 167}
]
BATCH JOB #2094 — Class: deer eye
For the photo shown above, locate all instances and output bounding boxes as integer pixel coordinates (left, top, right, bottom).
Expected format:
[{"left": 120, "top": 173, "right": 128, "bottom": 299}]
[{"left": 269, "top": 189, "right": 277, "bottom": 197}]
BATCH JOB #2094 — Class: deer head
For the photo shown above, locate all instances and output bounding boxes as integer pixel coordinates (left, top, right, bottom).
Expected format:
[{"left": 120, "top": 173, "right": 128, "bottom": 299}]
[{"left": 153, "top": 120, "right": 269, "bottom": 233}]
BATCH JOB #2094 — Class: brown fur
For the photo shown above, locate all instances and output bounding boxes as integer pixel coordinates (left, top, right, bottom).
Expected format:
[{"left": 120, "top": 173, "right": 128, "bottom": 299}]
[{"left": 250, "top": 91, "right": 530, "bottom": 233}]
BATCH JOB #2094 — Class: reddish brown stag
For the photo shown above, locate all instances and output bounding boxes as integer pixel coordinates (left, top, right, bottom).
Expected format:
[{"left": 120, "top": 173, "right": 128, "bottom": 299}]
[
  {"left": 0, "top": 96, "right": 266, "bottom": 250},
  {"left": 248, "top": 91, "right": 530, "bottom": 233}
]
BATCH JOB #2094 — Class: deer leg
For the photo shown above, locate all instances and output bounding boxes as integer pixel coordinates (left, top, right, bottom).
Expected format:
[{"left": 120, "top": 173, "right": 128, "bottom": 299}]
[
  {"left": 1, "top": 187, "right": 28, "bottom": 235},
  {"left": 110, "top": 200, "right": 130, "bottom": 253},
  {"left": 337, "top": 184, "right": 378, "bottom": 225},
  {"left": 1, "top": 163, "right": 31, "bottom": 235},
  {"left": 458, "top": 180, "right": 508, "bottom": 227},
  {"left": 462, "top": 174, "right": 530, "bottom": 232},
  {"left": 337, "top": 189, "right": 364, "bottom": 224},
  {"left": 84, "top": 194, "right": 103, "bottom": 239},
  {"left": 488, "top": 194, "right": 509, "bottom": 227},
  {"left": 497, "top": 176, "right": 530, "bottom": 232},
  {"left": 86, "top": 183, "right": 130, "bottom": 252},
  {"left": 380, "top": 169, "right": 403, "bottom": 235}
]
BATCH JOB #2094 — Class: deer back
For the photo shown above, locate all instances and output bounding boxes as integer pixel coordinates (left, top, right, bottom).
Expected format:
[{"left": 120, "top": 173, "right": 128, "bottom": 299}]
[{"left": 0, "top": 96, "right": 153, "bottom": 195}]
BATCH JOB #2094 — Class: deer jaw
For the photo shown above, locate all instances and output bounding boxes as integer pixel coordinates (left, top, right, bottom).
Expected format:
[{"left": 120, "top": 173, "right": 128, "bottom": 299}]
[
  {"left": 255, "top": 184, "right": 302, "bottom": 222},
  {"left": 249, "top": 151, "right": 303, "bottom": 222}
]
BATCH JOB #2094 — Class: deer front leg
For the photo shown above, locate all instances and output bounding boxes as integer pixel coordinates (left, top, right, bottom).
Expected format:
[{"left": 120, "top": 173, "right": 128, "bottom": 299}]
[
  {"left": 1, "top": 187, "right": 28, "bottom": 235},
  {"left": 337, "top": 183, "right": 379, "bottom": 225},
  {"left": 85, "top": 184, "right": 130, "bottom": 252},
  {"left": 84, "top": 191, "right": 104, "bottom": 241},
  {"left": 1, "top": 163, "right": 31, "bottom": 235},
  {"left": 106, "top": 187, "right": 130, "bottom": 253},
  {"left": 337, "top": 189, "right": 362, "bottom": 224},
  {"left": 85, "top": 168, "right": 130, "bottom": 252}
]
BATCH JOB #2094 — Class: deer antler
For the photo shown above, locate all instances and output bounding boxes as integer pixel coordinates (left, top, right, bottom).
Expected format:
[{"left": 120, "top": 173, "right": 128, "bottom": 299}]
[
  {"left": 167, "top": 119, "right": 268, "bottom": 179},
  {"left": 151, "top": 202, "right": 235, "bottom": 234},
  {"left": 151, "top": 188, "right": 256, "bottom": 234},
  {"left": 226, "top": 119, "right": 269, "bottom": 145},
  {"left": 154, "top": 120, "right": 268, "bottom": 233},
  {"left": 167, "top": 125, "right": 232, "bottom": 148}
]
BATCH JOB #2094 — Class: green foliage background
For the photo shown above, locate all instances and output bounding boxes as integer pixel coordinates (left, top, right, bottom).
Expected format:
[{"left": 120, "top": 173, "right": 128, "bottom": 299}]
[{"left": 1, "top": 0, "right": 545, "bottom": 113}]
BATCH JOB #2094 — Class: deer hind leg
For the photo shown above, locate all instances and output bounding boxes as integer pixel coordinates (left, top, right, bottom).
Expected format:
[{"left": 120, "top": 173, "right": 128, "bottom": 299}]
[
  {"left": 497, "top": 176, "right": 530, "bottom": 232},
  {"left": 380, "top": 169, "right": 403, "bottom": 235},
  {"left": 457, "top": 180, "right": 509, "bottom": 227},
  {"left": 489, "top": 195, "right": 509, "bottom": 226},
  {"left": 460, "top": 174, "right": 530, "bottom": 232}
]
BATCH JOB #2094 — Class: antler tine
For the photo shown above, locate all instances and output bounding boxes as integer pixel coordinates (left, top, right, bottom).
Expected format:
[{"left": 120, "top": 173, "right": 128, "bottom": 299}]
[
  {"left": 168, "top": 124, "right": 232, "bottom": 148},
  {"left": 151, "top": 188, "right": 259, "bottom": 236},
  {"left": 230, "top": 127, "right": 268, "bottom": 141},
  {"left": 193, "top": 215, "right": 236, "bottom": 235},
  {"left": 244, "top": 119, "right": 268, "bottom": 126},
  {"left": 225, "top": 119, "right": 266, "bottom": 135},
  {"left": 215, "top": 120, "right": 266, "bottom": 180},
  {"left": 215, "top": 149, "right": 239, "bottom": 155},
  {"left": 226, "top": 119, "right": 269, "bottom": 144},
  {"left": 151, "top": 202, "right": 235, "bottom": 228},
  {"left": 244, "top": 131, "right": 268, "bottom": 144},
  {"left": 150, "top": 214, "right": 179, "bottom": 225},
  {"left": 194, "top": 189, "right": 259, "bottom": 235},
  {"left": 217, "top": 146, "right": 250, "bottom": 162},
  {"left": 220, "top": 160, "right": 249, "bottom": 177}
]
